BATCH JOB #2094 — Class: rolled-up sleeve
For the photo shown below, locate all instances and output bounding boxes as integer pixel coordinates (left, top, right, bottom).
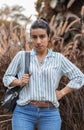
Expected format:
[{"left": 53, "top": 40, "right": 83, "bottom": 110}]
[
  {"left": 3, "top": 51, "right": 22, "bottom": 88},
  {"left": 61, "top": 54, "right": 84, "bottom": 89}
]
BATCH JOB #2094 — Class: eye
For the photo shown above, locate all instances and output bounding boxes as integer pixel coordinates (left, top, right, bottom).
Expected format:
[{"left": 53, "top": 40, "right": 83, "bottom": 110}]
[
  {"left": 31, "top": 35, "right": 37, "bottom": 39},
  {"left": 40, "top": 35, "right": 46, "bottom": 39}
]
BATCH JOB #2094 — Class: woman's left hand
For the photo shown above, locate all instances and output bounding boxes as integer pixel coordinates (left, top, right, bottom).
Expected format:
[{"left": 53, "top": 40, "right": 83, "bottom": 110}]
[
  {"left": 55, "top": 90, "right": 65, "bottom": 100},
  {"left": 56, "top": 87, "right": 73, "bottom": 100}
]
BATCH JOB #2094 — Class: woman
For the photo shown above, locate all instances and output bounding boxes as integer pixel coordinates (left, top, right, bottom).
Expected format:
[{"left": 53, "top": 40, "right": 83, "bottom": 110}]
[{"left": 3, "top": 18, "right": 84, "bottom": 130}]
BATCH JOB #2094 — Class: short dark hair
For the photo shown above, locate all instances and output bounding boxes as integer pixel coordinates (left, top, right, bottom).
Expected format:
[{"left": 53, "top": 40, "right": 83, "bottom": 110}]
[{"left": 30, "top": 18, "right": 50, "bottom": 36}]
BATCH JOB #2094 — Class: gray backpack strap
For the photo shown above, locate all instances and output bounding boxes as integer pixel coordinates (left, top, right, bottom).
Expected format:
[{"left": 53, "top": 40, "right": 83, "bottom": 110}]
[
  {"left": 25, "top": 52, "right": 30, "bottom": 74},
  {"left": 18, "top": 52, "right": 30, "bottom": 89}
]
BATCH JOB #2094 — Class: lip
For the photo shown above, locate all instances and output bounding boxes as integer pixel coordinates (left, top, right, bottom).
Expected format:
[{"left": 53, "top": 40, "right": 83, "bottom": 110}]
[{"left": 36, "top": 46, "right": 43, "bottom": 49}]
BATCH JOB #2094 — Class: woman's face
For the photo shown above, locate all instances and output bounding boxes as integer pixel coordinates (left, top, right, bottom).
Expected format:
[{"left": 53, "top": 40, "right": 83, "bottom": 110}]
[{"left": 30, "top": 28, "right": 50, "bottom": 53}]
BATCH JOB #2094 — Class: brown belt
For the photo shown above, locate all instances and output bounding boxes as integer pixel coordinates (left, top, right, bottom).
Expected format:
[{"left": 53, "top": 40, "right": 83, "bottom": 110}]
[{"left": 29, "top": 101, "right": 54, "bottom": 108}]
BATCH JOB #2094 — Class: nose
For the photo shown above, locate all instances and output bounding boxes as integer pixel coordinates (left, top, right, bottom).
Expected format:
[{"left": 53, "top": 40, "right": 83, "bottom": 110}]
[{"left": 36, "top": 37, "right": 41, "bottom": 44}]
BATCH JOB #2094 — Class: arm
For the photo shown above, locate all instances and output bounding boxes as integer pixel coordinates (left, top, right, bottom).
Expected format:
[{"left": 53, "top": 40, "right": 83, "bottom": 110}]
[
  {"left": 56, "top": 54, "right": 84, "bottom": 100},
  {"left": 56, "top": 86, "right": 74, "bottom": 100},
  {"left": 3, "top": 51, "right": 22, "bottom": 88},
  {"left": 10, "top": 78, "right": 22, "bottom": 87},
  {"left": 10, "top": 73, "right": 32, "bottom": 87}
]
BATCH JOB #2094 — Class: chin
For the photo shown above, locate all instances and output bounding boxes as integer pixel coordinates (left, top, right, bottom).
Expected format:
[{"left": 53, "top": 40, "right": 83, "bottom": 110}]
[{"left": 36, "top": 49, "right": 44, "bottom": 53}]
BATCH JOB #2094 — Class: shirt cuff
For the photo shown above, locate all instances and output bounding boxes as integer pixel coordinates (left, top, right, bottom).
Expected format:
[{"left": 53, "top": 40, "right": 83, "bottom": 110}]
[
  {"left": 67, "top": 80, "right": 83, "bottom": 89},
  {"left": 5, "top": 77, "right": 17, "bottom": 89}
]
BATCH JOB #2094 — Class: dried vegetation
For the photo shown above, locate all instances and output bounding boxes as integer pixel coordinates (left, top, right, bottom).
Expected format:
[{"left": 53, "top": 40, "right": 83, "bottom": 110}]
[{"left": 0, "top": 1, "right": 84, "bottom": 129}]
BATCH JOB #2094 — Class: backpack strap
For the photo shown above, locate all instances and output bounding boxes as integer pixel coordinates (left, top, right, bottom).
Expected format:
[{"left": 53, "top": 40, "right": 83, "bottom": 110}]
[
  {"left": 19, "top": 51, "right": 30, "bottom": 89},
  {"left": 25, "top": 52, "right": 30, "bottom": 74}
]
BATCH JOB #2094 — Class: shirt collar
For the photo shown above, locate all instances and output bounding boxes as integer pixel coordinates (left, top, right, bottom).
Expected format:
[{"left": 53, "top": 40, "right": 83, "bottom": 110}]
[
  {"left": 30, "top": 49, "right": 37, "bottom": 56},
  {"left": 30, "top": 48, "right": 55, "bottom": 57}
]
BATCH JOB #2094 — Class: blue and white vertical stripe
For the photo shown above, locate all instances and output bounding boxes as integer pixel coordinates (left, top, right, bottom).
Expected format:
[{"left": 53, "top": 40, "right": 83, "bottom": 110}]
[{"left": 3, "top": 49, "right": 84, "bottom": 107}]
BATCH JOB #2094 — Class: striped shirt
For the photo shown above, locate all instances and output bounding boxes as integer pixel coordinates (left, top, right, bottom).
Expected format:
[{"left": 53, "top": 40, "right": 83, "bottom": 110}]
[{"left": 3, "top": 49, "right": 84, "bottom": 107}]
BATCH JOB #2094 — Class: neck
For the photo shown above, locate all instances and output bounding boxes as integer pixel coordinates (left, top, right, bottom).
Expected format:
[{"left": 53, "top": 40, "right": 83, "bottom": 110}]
[
  {"left": 36, "top": 49, "right": 48, "bottom": 66},
  {"left": 36, "top": 49, "right": 48, "bottom": 57}
]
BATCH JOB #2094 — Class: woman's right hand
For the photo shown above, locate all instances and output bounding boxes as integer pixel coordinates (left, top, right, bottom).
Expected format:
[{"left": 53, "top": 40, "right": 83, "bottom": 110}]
[
  {"left": 10, "top": 73, "right": 32, "bottom": 87},
  {"left": 20, "top": 73, "right": 32, "bottom": 86}
]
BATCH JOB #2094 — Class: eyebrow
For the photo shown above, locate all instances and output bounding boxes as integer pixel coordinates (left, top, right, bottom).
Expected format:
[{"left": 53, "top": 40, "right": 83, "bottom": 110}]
[{"left": 31, "top": 34, "right": 46, "bottom": 37}]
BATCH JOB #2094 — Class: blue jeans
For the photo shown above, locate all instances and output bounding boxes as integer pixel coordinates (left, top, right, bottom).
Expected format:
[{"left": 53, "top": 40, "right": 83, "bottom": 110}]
[{"left": 12, "top": 104, "right": 61, "bottom": 130}]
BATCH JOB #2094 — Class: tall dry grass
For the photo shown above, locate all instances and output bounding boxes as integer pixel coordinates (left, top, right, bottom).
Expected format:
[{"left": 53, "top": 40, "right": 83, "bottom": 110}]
[{"left": 0, "top": 11, "right": 84, "bottom": 130}]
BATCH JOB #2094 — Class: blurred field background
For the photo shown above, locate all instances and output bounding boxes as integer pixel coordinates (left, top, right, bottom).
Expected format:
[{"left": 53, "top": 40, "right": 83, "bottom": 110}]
[{"left": 0, "top": 0, "right": 84, "bottom": 130}]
